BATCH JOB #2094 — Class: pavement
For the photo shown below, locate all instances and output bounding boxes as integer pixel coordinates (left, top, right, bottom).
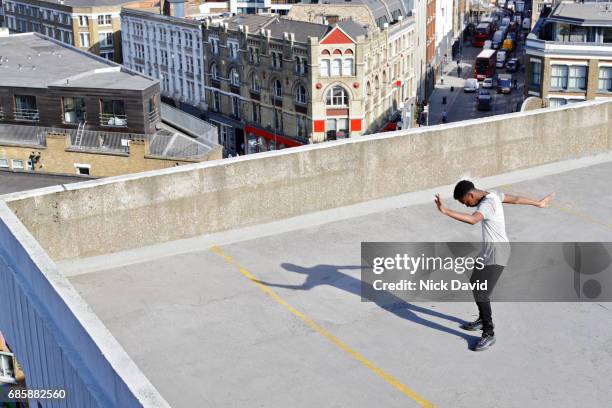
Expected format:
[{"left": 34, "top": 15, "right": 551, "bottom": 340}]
[
  {"left": 0, "top": 170, "right": 92, "bottom": 195},
  {"left": 60, "top": 155, "right": 612, "bottom": 408},
  {"left": 427, "top": 37, "right": 527, "bottom": 126}
]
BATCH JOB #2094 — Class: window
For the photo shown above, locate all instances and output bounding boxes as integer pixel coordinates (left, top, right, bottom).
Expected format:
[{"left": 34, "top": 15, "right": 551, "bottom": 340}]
[
  {"left": 62, "top": 97, "right": 86, "bottom": 124},
  {"left": 161, "top": 50, "right": 168, "bottom": 66},
  {"left": 250, "top": 74, "right": 260, "bottom": 93},
  {"left": 135, "top": 44, "right": 145, "bottom": 59},
  {"left": 548, "top": 98, "right": 568, "bottom": 108},
  {"left": 295, "top": 84, "right": 307, "bottom": 105},
  {"left": 79, "top": 33, "right": 90, "bottom": 48},
  {"left": 252, "top": 103, "right": 260, "bottom": 123},
  {"left": 78, "top": 16, "right": 88, "bottom": 27},
  {"left": 99, "top": 32, "right": 113, "bottom": 47},
  {"left": 230, "top": 68, "right": 240, "bottom": 86},
  {"left": 550, "top": 65, "right": 568, "bottom": 90},
  {"left": 100, "top": 51, "right": 114, "bottom": 61},
  {"left": 342, "top": 58, "right": 354, "bottom": 76},
  {"left": 212, "top": 91, "right": 220, "bottom": 111},
  {"left": 331, "top": 59, "right": 342, "bottom": 76},
  {"left": 100, "top": 100, "right": 126, "bottom": 127},
  {"left": 133, "top": 22, "right": 143, "bottom": 37},
  {"left": 272, "top": 52, "right": 283, "bottom": 69},
  {"left": 274, "top": 80, "right": 283, "bottom": 99},
  {"left": 325, "top": 86, "right": 348, "bottom": 106},
  {"left": 0, "top": 159, "right": 9, "bottom": 168},
  {"left": 326, "top": 118, "right": 349, "bottom": 140},
  {"left": 228, "top": 41, "right": 239, "bottom": 59},
  {"left": 209, "top": 36, "right": 219, "bottom": 55},
  {"left": 599, "top": 67, "right": 612, "bottom": 92},
  {"left": 11, "top": 159, "right": 24, "bottom": 170},
  {"left": 74, "top": 164, "right": 91, "bottom": 175},
  {"left": 248, "top": 47, "right": 260, "bottom": 64},
  {"left": 211, "top": 63, "right": 219, "bottom": 81},
  {"left": 320, "top": 59, "right": 330, "bottom": 77},
  {"left": 232, "top": 96, "right": 240, "bottom": 118},
  {"left": 187, "top": 80, "right": 195, "bottom": 100},
  {"left": 97, "top": 14, "right": 112, "bottom": 25},
  {"left": 14, "top": 95, "right": 38, "bottom": 121},
  {"left": 186, "top": 56, "right": 194, "bottom": 73},
  {"left": 295, "top": 57, "right": 307, "bottom": 75},
  {"left": 297, "top": 115, "right": 307, "bottom": 139},
  {"left": 185, "top": 32, "right": 193, "bottom": 48},
  {"left": 568, "top": 66, "right": 587, "bottom": 90},
  {"left": 530, "top": 60, "right": 541, "bottom": 87}
]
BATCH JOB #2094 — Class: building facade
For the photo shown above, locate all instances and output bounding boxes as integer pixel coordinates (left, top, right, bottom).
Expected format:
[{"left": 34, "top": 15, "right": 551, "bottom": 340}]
[
  {"left": 1, "top": 0, "right": 150, "bottom": 62},
  {"left": 525, "top": 1, "right": 612, "bottom": 108},
  {"left": 121, "top": 8, "right": 207, "bottom": 114}
]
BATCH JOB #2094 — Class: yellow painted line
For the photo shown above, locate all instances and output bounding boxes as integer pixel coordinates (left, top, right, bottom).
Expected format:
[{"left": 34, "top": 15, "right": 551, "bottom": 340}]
[
  {"left": 502, "top": 188, "right": 612, "bottom": 232},
  {"left": 210, "top": 245, "right": 436, "bottom": 408}
]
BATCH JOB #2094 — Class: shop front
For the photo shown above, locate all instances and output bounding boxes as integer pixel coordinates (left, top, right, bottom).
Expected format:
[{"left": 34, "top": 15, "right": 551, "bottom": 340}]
[{"left": 244, "top": 125, "right": 303, "bottom": 154}]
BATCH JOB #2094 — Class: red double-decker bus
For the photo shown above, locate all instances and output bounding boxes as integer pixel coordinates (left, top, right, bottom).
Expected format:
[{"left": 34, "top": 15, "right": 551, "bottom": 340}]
[
  {"left": 473, "top": 22, "right": 493, "bottom": 47},
  {"left": 474, "top": 49, "right": 497, "bottom": 80}
]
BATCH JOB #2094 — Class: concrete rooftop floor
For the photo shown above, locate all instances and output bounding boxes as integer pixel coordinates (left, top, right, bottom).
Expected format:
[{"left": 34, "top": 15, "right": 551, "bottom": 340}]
[
  {"left": 0, "top": 171, "right": 91, "bottom": 195},
  {"left": 61, "top": 157, "right": 612, "bottom": 408}
]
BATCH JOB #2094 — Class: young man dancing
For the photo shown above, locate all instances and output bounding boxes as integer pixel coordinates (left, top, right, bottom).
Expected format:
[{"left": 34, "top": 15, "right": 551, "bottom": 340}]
[{"left": 435, "top": 181, "right": 555, "bottom": 351}]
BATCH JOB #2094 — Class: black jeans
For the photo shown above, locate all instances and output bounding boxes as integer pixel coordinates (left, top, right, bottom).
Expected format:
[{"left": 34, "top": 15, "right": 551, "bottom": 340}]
[{"left": 470, "top": 264, "right": 504, "bottom": 336}]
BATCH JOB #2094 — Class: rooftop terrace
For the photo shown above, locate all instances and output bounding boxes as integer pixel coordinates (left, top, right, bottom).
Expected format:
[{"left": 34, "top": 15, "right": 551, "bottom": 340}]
[{"left": 0, "top": 100, "right": 611, "bottom": 408}]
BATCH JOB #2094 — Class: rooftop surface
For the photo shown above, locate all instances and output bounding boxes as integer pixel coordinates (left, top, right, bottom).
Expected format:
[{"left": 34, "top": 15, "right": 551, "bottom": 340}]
[
  {"left": 548, "top": 1, "right": 612, "bottom": 26},
  {"left": 0, "top": 171, "right": 91, "bottom": 195},
  {"left": 59, "top": 157, "right": 612, "bottom": 408},
  {"left": 0, "top": 33, "right": 156, "bottom": 90}
]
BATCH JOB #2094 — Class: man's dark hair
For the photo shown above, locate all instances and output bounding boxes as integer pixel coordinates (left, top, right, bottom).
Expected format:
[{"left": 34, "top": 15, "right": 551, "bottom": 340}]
[{"left": 453, "top": 180, "right": 475, "bottom": 200}]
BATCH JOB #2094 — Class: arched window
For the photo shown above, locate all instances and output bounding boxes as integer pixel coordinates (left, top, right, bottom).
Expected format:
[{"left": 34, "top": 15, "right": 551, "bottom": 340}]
[
  {"left": 325, "top": 86, "right": 348, "bottom": 106},
  {"left": 331, "top": 59, "right": 342, "bottom": 76},
  {"left": 333, "top": 49, "right": 342, "bottom": 55},
  {"left": 250, "top": 73, "right": 260, "bottom": 92},
  {"left": 230, "top": 67, "right": 240, "bottom": 86},
  {"left": 295, "top": 84, "right": 307, "bottom": 105},
  {"left": 320, "top": 59, "right": 330, "bottom": 77},
  {"left": 274, "top": 79, "right": 283, "bottom": 99},
  {"left": 342, "top": 58, "right": 354, "bottom": 76},
  {"left": 344, "top": 49, "right": 354, "bottom": 55},
  {"left": 210, "top": 63, "right": 219, "bottom": 80},
  {"left": 321, "top": 49, "right": 331, "bottom": 56}
]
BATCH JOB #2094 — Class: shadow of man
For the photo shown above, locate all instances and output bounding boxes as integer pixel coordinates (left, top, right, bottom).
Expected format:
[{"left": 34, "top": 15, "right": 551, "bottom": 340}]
[{"left": 256, "top": 263, "right": 480, "bottom": 348}]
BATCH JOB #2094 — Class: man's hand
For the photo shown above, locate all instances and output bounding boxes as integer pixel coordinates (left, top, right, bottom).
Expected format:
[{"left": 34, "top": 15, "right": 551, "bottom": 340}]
[
  {"left": 434, "top": 194, "right": 447, "bottom": 215},
  {"left": 537, "top": 192, "right": 555, "bottom": 208}
]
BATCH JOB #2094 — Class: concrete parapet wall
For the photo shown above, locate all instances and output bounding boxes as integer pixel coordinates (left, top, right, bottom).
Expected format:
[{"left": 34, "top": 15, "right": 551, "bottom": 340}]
[{"left": 5, "top": 100, "right": 612, "bottom": 261}]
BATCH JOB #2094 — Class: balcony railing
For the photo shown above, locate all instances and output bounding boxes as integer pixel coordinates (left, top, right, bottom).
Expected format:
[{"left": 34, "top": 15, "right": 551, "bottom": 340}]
[
  {"left": 14, "top": 108, "right": 40, "bottom": 122},
  {"left": 0, "top": 107, "right": 3, "bottom": 120},
  {"left": 100, "top": 113, "right": 128, "bottom": 127}
]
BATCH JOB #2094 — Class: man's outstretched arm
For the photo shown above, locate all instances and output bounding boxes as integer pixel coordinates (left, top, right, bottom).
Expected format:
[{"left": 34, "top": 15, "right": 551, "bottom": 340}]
[
  {"left": 502, "top": 192, "right": 555, "bottom": 207},
  {"left": 435, "top": 194, "right": 484, "bottom": 225}
]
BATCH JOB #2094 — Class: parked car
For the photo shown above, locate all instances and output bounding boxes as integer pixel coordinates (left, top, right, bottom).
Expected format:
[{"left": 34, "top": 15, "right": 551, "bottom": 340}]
[
  {"left": 497, "top": 74, "right": 512, "bottom": 94},
  {"left": 506, "top": 58, "right": 520, "bottom": 72},
  {"left": 496, "top": 50, "right": 507, "bottom": 68},
  {"left": 477, "top": 90, "right": 492, "bottom": 111},
  {"left": 464, "top": 78, "right": 479, "bottom": 92},
  {"left": 482, "top": 77, "right": 494, "bottom": 88}
]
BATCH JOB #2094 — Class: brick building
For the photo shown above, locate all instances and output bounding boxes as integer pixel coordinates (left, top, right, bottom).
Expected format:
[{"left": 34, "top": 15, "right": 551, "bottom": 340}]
[{"left": 525, "top": 1, "right": 612, "bottom": 108}]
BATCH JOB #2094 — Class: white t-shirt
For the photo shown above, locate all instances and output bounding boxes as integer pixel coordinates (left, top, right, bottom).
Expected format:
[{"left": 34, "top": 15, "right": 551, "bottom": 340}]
[{"left": 476, "top": 190, "right": 511, "bottom": 266}]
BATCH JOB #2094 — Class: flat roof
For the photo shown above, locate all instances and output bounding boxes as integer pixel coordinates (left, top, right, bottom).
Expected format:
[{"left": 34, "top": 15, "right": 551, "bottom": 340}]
[
  {"left": 0, "top": 33, "right": 157, "bottom": 91},
  {"left": 548, "top": 1, "right": 612, "bottom": 26},
  {"left": 0, "top": 171, "right": 91, "bottom": 195},
  {"left": 59, "top": 158, "right": 612, "bottom": 408}
]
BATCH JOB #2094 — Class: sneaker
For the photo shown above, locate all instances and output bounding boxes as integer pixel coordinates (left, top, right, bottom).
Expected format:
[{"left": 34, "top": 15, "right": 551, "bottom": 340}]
[
  {"left": 460, "top": 318, "right": 483, "bottom": 331},
  {"left": 474, "top": 333, "right": 496, "bottom": 351}
]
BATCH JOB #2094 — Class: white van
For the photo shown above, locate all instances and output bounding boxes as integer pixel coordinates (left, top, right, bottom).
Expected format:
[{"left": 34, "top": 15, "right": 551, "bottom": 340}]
[
  {"left": 492, "top": 30, "right": 504, "bottom": 48},
  {"left": 483, "top": 40, "right": 492, "bottom": 49},
  {"left": 522, "top": 18, "right": 531, "bottom": 30},
  {"left": 464, "top": 78, "right": 479, "bottom": 92},
  {"left": 496, "top": 50, "right": 507, "bottom": 68}
]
